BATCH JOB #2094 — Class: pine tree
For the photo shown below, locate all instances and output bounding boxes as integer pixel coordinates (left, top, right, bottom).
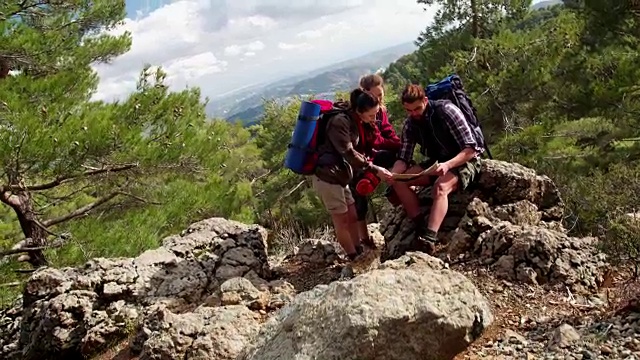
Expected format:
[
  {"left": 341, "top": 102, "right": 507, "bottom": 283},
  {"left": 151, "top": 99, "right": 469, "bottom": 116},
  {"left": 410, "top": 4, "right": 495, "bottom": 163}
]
[{"left": 0, "top": 1, "right": 210, "bottom": 267}]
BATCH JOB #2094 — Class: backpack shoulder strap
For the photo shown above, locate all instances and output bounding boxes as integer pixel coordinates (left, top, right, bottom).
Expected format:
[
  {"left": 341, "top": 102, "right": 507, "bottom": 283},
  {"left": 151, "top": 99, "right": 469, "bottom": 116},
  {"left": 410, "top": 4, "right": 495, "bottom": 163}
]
[
  {"left": 431, "top": 99, "right": 474, "bottom": 134},
  {"left": 317, "top": 109, "right": 348, "bottom": 146},
  {"left": 429, "top": 99, "right": 450, "bottom": 121}
]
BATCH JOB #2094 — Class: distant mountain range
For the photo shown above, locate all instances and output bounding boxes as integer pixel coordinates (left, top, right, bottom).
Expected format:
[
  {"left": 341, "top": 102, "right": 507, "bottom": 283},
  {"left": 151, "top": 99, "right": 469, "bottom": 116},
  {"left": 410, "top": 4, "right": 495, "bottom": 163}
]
[
  {"left": 532, "top": 0, "right": 562, "bottom": 10},
  {"left": 206, "top": 42, "right": 417, "bottom": 126},
  {"left": 207, "top": 1, "right": 560, "bottom": 126}
]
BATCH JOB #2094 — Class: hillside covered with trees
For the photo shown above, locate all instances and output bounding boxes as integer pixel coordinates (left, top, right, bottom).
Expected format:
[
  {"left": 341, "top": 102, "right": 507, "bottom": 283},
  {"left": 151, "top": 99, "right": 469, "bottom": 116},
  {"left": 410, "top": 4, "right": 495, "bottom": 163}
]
[
  {"left": 383, "top": 0, "right": 640, "bottom": 261},
  {"left": 0, "top": 0, "right": 638, "bottom": 306}
]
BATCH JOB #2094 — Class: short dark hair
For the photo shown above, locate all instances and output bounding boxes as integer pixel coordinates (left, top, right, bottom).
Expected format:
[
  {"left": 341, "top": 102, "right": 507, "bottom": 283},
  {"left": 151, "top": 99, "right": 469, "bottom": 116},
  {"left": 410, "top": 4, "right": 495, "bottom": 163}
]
[
  {"left": 401, "top": 84, "right": 425, "bottom": 104},
  {"left": 349, "top": 88, "right": 379, "bottom": 113}
]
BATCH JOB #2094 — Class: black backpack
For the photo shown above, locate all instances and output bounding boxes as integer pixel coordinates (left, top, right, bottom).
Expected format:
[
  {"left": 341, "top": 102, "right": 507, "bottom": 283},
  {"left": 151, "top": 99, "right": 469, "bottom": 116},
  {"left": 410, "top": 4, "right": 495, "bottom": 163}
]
[{"left": 425, "top": 74, "right": 492, "bottom": 159}]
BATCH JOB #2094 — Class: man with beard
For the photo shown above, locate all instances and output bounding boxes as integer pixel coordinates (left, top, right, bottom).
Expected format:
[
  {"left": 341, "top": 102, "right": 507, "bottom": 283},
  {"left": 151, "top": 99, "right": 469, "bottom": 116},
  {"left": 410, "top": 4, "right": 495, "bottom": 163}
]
[{"left": 387, "top": 84, "right": 484, "bottom": 253}]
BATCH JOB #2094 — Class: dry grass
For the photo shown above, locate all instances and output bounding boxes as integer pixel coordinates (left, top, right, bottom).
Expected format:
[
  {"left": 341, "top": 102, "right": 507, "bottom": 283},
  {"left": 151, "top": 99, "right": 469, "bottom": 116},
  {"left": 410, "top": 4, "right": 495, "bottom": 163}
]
[{"left": 266, "top": 219, "right": 334, "bottom": 266}]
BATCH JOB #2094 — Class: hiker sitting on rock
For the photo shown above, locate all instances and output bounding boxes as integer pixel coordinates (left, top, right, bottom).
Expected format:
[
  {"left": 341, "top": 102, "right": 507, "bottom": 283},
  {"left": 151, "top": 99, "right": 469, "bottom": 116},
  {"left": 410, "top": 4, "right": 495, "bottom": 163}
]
[
  {"left": 312, "top": 88, "right": 393, "bottom": 260},
  {"left": 349, "top": 74, "right": 401, "bottom": 249},
  {"left": 388, "top": 84, "right": 483, "bottom": 253}
]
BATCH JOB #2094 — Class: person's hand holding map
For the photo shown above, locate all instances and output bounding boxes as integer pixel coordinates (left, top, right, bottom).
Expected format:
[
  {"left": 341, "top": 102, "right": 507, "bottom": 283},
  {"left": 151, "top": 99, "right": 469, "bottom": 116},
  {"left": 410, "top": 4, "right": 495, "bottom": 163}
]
[{"left": 391, "top": 161, "right": 439, "bottom": 182}]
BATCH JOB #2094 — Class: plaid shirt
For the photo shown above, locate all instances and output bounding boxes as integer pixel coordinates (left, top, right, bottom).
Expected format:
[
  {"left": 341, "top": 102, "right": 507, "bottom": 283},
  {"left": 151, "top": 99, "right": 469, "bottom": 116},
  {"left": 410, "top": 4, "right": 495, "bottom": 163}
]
[{"left": 398, "top": 101, "right": 484, "bottom": 163}]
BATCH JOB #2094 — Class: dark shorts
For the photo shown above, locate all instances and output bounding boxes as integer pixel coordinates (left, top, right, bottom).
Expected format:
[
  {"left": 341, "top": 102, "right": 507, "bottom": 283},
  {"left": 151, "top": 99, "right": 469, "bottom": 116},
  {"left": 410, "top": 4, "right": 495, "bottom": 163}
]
[
  {"left": 349, "top": 150, "right": 397, "bottom": 221},
  {"left": 417, "top": 157, "right": 482, "bottom": 191}
]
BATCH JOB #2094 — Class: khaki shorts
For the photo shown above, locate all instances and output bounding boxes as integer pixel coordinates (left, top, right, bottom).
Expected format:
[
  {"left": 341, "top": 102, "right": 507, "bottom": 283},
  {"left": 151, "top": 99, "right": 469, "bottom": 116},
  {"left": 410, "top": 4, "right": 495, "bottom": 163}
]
[
  {"left": 418, "top": 157, "right": 482, "bottom": 191},
  {"left": 311, "top": 175, "right": 355, "bottom": 214}
]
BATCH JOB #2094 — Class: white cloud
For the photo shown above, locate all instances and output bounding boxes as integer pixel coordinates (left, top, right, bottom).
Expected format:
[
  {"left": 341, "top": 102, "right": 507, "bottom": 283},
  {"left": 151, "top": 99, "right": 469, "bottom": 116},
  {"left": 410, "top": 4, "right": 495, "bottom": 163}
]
[
  {"left": 277, "top": 42, "right": 312, "bottom": 51},
  {"left": 223, "top": 40, "right": 265, "bottom": 57},
  {"left": 92, "top": 0, "right": 437, "bottom": 102},
  {"left": 296, "top": 22, "right": 351, "bottom": 40},
  {"left": 228, "top": 15, "right": 277, "bottom": 31},
  {"left": 223, "top": 45, "right": 243, "bottom": 57},
  {"left": 164, "top": 52, "right": 227, "bottom": 81},
  {"left": 295, "top": 30, "right": 322, "bottom": 40}
]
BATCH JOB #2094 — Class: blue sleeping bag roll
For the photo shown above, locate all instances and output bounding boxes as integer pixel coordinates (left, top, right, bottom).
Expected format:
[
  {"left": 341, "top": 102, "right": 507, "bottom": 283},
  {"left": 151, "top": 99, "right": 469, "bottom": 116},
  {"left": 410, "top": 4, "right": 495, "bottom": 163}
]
[{"left": 284, "top": 100, "right": 322, "bottom": 174}]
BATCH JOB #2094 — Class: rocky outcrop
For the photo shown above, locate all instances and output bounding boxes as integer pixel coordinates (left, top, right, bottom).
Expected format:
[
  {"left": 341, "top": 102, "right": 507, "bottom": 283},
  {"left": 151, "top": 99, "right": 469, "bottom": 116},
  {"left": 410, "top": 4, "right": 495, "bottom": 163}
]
[
  {"left": 127, "top": 277, "right": 296, "bottom": 359},
  {"left": 381, "top": 160, "right": 607, "bottom": 292},
  {"left": 131, "top": 252, "right": 493, "bottom": 360},
  {"left": 240, "top": 252, "right": 493, "bottom": 360},
  {"left": 292, "top": 239, "right": 342, "bottom": 265},
  {"left": 0, "top": 217, "right": 272, "bottom": 360},
  {"left": 1, "top": 217, "right": 494, "bottom": 360},
  {"left": 131, "top": 305, "right": 262, "bottom": 360},
  {"left": 9, "top": 160, "right": 600, "bottom": 359}
]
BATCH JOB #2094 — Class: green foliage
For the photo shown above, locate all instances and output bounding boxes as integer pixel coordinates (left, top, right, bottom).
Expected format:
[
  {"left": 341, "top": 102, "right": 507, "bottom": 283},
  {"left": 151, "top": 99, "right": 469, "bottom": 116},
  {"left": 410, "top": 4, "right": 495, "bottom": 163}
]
[
  {"left": 0, "top": 0, "right": 131, "bottom": 77},
  {"left": 252, "top": 98, "right": 331, "bottom": 237},
  {"left": 0, "top": 0, "right": 262, "bottom": 306},
  {"left": 604, "top": 213, "right": 640, "bottom": 267},
  {"left": 384, "top": 0, "right": 640, "bottom": 265},
  {"left": 383, "top": 83, "right": 406, "bottom": 132},
  {"left": 416, "top": 0, "right": 531, "bottom": 42}
]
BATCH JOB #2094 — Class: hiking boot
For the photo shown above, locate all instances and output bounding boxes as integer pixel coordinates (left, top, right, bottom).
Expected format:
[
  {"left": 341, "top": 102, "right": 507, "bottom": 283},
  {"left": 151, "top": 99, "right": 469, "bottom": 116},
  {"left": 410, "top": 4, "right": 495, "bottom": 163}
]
[{"left": 409, "top": 236, "right": 436, "bottom": 255}]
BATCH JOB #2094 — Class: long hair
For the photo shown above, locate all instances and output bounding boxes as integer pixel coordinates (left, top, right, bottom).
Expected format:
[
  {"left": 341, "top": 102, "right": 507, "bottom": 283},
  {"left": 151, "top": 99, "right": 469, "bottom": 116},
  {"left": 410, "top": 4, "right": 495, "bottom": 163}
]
[{"left": 359, "top": 73, "right": 385, "bottom": 107}]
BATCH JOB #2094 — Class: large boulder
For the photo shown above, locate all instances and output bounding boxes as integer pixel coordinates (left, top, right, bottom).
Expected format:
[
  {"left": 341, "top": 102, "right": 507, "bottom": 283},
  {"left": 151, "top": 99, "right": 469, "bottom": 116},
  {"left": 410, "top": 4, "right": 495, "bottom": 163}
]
[
  {"left": 240, "top": 252, "right": 493, "bottom": 360},
  {"left": 380, "top": 160, "right": 606, "bottom": 292},
  {"left": 474, "top": 221, "right": 605, "bottom": 291},
  {"left": 131, "top": 304, "right": 262, "bottom": 360},
  {"left": 0, "top": 217, "right": 271, "bottom": 360}
]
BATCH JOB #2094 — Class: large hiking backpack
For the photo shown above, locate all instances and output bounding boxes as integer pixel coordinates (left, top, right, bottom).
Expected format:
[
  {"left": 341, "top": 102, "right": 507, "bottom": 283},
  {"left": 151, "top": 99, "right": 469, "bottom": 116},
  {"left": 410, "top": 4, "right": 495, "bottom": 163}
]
[
  {"left": 284, "top": 99, "right": 347, "bottom": 175},
  {"left": 425, "top": 74, "right": 493, "bottom": 159}
]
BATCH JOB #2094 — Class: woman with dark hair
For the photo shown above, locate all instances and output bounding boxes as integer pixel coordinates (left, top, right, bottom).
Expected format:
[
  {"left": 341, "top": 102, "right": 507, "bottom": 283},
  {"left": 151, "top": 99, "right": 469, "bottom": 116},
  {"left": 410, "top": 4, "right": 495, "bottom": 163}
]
[
  {"left": 350, "top": 74, "right": 401, "bottom": 248},
  {"left": 312, "top": 88, "right": 393, "bottom": 260}
]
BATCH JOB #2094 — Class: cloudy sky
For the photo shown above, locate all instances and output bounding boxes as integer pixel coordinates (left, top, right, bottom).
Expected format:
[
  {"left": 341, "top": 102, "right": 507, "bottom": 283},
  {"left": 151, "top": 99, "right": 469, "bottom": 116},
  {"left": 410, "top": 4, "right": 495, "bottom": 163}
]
[{"left": 93, "top": 0, "right": 438, "bottom": 102}]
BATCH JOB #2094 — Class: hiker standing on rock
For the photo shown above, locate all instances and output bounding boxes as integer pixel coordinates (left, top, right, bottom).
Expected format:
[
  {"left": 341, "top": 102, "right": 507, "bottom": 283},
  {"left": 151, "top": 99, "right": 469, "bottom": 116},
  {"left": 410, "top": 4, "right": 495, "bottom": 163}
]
[
  {"left": 312, "top": 89, "right": 393, "bottom": 260},
  {"left": 349, "top": 74, "right": 401, "bottom": 248},
  {"left": 388, "top": 84, "right": 484, "bottom": 253}
]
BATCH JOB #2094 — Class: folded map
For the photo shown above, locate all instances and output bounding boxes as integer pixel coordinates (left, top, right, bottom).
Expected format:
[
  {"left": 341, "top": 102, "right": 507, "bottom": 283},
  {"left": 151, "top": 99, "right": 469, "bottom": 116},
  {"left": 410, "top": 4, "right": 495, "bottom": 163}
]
[{"left": 391, "top": 161, "right": 439, "bottom": 181}]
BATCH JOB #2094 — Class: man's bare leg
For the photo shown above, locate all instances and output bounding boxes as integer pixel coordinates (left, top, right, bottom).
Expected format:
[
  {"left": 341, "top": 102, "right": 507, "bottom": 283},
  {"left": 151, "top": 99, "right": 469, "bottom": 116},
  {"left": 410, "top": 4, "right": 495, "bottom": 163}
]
[
  {"left": 427, "top": 172, "right": 459, "bottom": 235},
  {"left": 391, "top": 165, "right": 432, "bottom": 219},
  {"left": 394, "top": 166, "right": 458, "bottom": 254},
  {"left": 392, "top": 165, "right": 438, "bottom": 253}
]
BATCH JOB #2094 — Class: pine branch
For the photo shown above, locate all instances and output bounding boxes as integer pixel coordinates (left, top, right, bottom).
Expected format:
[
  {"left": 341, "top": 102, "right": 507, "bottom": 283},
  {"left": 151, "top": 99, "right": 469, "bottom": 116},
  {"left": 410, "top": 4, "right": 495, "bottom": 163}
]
[
  {"left": 8, "top": 163, "right": 138, "bottom": 192},
  {"left": 0, "top": 235, "right": 68, "bottom": 257},
  {"left": 41, "top": 191, "right": 120, "bottom": 227},
  {"left": 2, "top": 0, "right": 42, "bottom": 20},
  {"left": 41, "top": 190, "right": 156, "bottom": 227}
]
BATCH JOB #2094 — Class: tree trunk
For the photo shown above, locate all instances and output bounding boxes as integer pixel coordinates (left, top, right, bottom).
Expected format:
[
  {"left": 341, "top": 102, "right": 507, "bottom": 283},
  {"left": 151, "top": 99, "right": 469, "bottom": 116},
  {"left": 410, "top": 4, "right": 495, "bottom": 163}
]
[
  {"left": 0, "top": 57, "right": 9, "bottom": 79},
  {"left": 470, "top": 0, "right": 480, "bottom": 38},
  {"left": 0, "top": 190, "right": 49, "bottom": 267}
]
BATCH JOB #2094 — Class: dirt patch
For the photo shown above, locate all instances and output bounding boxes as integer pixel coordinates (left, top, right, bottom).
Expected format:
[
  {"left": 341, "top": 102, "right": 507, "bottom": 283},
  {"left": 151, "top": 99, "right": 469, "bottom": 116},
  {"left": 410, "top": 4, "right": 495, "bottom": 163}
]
[
  {"left": 453, "top": 262, "right": 638, "bottom": 359},
  {"left": 93, "top": 339, "right": 137, "bottom": 360}
]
